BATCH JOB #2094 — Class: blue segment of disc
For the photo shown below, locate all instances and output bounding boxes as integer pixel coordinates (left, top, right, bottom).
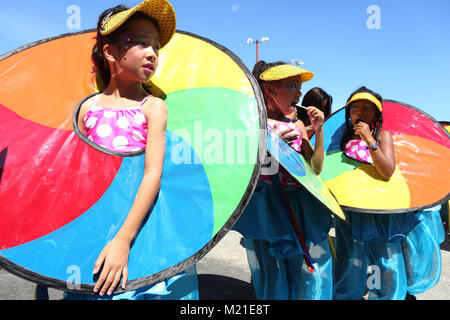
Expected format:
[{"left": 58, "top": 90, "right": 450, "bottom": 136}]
[{"left": 311, "top": 108, "right": 346, "bottom": 152}]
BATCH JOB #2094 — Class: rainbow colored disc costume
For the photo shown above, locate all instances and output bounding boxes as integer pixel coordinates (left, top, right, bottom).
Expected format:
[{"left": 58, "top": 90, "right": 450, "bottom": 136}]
[
  {"left": 0, "top": 30, "right": 266, "bottom": 293},
  {"left": 318, "top": 100, "right": 450, "bottom": 214}
]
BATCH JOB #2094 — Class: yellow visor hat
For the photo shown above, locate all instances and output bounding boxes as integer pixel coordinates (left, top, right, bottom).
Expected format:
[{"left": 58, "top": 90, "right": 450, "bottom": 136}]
[
  {"left": 346, "top": 92, "right": 383, "bottom": 112},
  {"left": 100, "top": 0, "right": 177, "bottom": 49},
  {"left": 259, "top": 64, "right": 314, "bottom": 83}
]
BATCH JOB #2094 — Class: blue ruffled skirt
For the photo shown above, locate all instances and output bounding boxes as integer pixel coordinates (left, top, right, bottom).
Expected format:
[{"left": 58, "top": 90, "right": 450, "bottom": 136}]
[
  {"left": 63, "top": 265, "right": 198, "bottom": 300},
  {"left": 233, "top": 181, "right": 333, "bottom": 300},
  {"left": 333, "top": 206, "right": 445, "bottom": 300}
]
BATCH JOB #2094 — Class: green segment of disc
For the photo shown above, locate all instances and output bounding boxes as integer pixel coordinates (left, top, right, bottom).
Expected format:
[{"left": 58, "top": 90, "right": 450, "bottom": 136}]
[
  {"left": 166, "top": 87, "right": 260, "bottom": 235},
  {"left": 320, "top": 150, "right": 360, "bottom": 182}
]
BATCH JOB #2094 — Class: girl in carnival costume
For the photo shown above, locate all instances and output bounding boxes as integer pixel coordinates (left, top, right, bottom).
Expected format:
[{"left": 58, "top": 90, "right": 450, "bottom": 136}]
[
  {"left": 333, "top": 86, "right": 445, "bottom": 300},
  {"left": 66, "top": 0, "right": 198, "bottom": 300},
  {"left": 234, "top": 61, "right": 334, "bottom": 300}
]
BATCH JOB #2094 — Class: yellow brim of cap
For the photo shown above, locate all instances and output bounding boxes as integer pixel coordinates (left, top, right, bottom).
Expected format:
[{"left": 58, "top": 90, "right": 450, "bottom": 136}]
[
  {"left": 100, "top": 0, "right": 176, "bottom": 48},
  {"left": 259, "top": 64, "right": 314, "bottom": 83},
  {"left": 346, "top": 92, "right": 383, "bottom": 112}
]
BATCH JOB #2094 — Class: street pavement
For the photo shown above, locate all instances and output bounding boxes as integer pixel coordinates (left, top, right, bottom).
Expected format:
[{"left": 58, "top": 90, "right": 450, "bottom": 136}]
[{"left": 1, "top": 229, "right": 449, "bottom": 300}]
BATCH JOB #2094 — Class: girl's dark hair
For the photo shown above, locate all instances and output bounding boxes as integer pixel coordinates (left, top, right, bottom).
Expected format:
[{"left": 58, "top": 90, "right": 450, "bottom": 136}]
[
  {"left": 340, "top": 86, "right": 384, "bottom": 151},
  {"left": 92, "top": 6, "right": 159, "bottom": 89},
  {"left": 252, "top": 60, "right": 286, "bottom": 104},
  {"left": 299, "top": 87, "right": 333, "bottom": 125}
]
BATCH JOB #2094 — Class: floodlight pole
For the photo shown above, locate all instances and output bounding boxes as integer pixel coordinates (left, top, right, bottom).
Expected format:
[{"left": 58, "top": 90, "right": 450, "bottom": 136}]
[
  {"left": 256, "top": 40, "right": 260, "bottom": 62},
  {"left": 290, "top": 59, "right": 305, "bottom": 67},
  {"left": 246, "top": 37, "right": 269, "bottom": 63}
]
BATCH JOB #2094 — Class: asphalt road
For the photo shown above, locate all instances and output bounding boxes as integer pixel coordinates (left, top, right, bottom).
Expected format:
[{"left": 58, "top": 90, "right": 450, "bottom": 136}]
[{"left": 1, "top": 229, "right": 449, "bottom": 300}]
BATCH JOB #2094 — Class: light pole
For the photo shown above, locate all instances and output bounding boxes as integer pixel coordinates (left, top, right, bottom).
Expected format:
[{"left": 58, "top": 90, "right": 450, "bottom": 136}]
[
  {"left": 290, "top": 59, "right": 305, "bottom": 68},
  {"left": 246, "top": 37, "right": 269, "bottom": 62}
]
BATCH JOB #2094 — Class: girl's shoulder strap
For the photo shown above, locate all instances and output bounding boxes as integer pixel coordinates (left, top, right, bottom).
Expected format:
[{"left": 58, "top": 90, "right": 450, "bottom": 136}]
[
  {"left": 91, "top": 94, "right": 101, "bottom": 108},
  {"left": 81, "top": 94, "right": 101, "bottom": 113},
  {"left": 139, "top": 94, "right": 154, "bottom": 107}
]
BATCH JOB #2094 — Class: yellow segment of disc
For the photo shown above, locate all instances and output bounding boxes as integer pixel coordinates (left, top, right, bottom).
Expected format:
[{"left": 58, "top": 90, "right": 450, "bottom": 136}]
[
  {"left": 326, "top": 164, "right": 411, "bottom": 210},
  {"left": 153, "top": 33, "right": 254, "bottom": 96}
]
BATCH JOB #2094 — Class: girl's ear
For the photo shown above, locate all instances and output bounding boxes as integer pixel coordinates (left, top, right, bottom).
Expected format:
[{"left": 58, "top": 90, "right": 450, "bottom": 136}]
[
  {"left": 263, "top": 82, "right": 276, "bottom": 96},
  {"left": 103, "top": 44, "right": 117, "bottom": 64}
]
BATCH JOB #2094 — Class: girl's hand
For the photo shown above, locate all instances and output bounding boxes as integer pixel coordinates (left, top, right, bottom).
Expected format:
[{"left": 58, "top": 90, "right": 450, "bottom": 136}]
[
  {"left": 274, "top": 124, "right": 300, "bottom": 145},
  {"left": 307, "top": 107, "right": 324, "bottom": 133},
  {"left": 354, "top": 121, "right": 375, "bottom": 145},
  {"left": 93, "top": 237, "right": 130, "bottom": 296}
]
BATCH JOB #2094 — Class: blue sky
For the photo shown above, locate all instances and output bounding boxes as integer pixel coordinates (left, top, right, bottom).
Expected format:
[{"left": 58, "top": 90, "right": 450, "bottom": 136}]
[{"left": 1, "top": 0, "right": 449, "bottom": 121}]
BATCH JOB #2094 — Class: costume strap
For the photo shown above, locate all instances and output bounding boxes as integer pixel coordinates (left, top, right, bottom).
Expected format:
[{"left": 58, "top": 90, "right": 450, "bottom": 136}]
[
  {"left": 269, "top": 174, "right": 316, "bottom": 274},
  {"left": 139, "top": 95, "right": 153, "bottom": 107},
  {"left": 92, "top": 94, "right": 101, "bottom": 108}
]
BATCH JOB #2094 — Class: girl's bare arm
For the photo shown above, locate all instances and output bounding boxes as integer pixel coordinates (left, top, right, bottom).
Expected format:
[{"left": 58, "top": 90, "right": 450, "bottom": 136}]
[{"left": 93, "top": 97, "right": 168, "bottom": 296}]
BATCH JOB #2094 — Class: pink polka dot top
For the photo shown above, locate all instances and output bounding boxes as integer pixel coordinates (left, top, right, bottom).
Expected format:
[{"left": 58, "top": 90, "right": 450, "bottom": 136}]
[
  {"left": 259, "top": 120, "right": 303, "bottom": 187},
  {"left": 343, "top": 139, "right": 374, "bottom": 164},
  {"left": 84, "top": 95, "right": 151, "bottom": 153},
  {"left": 268, "top": 120, "right": 303, "bottom": 152}
]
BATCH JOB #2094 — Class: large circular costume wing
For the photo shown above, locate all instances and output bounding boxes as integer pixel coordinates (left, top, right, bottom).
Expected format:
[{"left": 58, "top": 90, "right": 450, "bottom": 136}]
[
  {"left": 319, "top": 100, "right": 450, "bottom": 214},
  {"left": 0, "top": 30, "right": 266, "bottom": 293}
]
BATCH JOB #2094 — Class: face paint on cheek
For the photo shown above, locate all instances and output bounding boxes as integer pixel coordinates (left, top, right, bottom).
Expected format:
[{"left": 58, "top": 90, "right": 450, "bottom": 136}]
[{"left": 118, "top": 34, "right": 134, "bottom": 52}]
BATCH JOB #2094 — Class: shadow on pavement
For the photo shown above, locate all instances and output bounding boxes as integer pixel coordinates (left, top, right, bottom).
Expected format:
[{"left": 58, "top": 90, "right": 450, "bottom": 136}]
[{"left": 198, "top": 274, "right": 256, "bottom": 300}]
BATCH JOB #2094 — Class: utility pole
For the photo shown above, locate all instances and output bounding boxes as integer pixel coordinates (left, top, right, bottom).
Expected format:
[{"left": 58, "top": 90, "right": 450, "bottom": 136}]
[{"left": 246, "top": 37, "right": 270, "bottom": 62}]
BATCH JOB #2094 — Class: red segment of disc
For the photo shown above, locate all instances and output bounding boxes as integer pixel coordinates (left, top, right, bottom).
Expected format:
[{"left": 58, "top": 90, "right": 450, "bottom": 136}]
[
  {"left": 382, "top": 101, "right": 450, "bottom": 148},
  {"left": 0, "top": 104, "right": 122, "bottom": 249}
]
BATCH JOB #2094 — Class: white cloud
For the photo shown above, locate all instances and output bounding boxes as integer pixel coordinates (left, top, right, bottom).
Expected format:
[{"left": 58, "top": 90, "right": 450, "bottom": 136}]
[{"left": 231, "top": 4, "right": 240, "bottom": 12}]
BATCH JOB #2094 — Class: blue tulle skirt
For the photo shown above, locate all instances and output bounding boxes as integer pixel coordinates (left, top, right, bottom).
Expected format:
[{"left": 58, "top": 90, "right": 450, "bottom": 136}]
[
  {"left": 233, "top": 181, "right": 333, "bottom": 300},
  {"left": 333, "top": 206, "right": 445, "bottom": 300},
  {"left": 63, "top": 265, "right": 198, "bottom": 300}
]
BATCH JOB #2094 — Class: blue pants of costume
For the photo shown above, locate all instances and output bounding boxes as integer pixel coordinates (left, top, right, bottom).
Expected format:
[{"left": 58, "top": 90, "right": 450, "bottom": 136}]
[
  {"left": 233, "top": 181, "right": 333, "bottom": 300},
  {"left": 333, "top": 206, "right": 445, "bottom": 300}
]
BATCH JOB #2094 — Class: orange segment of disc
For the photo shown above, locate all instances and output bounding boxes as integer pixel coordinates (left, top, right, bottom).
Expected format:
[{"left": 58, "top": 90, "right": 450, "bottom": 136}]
[
  {"left": 0, "top": 33, "right": 96, "bottom": 130},
  {"left": 394, "top": 134, "right": 450, "bottom": 208}
]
